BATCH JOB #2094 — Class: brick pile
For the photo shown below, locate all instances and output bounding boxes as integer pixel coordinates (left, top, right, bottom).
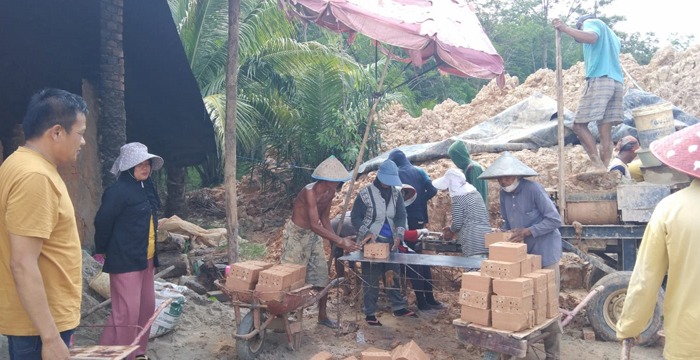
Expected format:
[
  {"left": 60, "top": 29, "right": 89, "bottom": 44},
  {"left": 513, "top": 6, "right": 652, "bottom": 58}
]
[
  {"left": 359, "top": 340, "right": 429, "bottom": 360},
  {"left": 224, "top": 261, "right": 307, "bottom": 302},
  {"left": 458, "top": 235, "right": 560, "bottom": 332}
]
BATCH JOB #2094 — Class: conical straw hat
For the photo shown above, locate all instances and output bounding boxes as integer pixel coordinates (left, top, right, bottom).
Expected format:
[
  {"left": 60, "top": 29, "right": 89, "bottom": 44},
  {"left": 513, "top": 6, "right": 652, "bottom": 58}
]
[
  {"left": 650, "top": 123, "right": 700, "bottom": 179},
  {"left": 312, "top": 156, "right": 352, "bottom": 182},
  {"left": 478, "top": 151, "right": 538, "bottom": 179}
]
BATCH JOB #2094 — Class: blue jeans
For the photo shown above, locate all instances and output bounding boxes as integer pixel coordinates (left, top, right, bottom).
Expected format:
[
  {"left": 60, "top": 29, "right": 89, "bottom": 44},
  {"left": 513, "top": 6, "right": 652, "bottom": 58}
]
[
  {"left": 6, "top": 329, "right": 74, "bottom": 360},
  {"left": 361, "top": 236, "right": 406, "bottom": 316}
]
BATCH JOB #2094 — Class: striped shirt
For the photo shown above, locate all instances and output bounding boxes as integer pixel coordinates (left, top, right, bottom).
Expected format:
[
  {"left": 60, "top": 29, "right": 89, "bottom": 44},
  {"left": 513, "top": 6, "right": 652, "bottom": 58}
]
[{"left": 450, "top": 192, "right": 491, "bottom": 257}]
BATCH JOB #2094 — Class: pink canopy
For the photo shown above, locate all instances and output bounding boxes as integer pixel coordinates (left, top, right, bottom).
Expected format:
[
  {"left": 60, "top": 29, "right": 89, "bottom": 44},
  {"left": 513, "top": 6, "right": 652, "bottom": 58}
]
[{"left": 279, "top": 0, "right": 505, "bottom": 86}]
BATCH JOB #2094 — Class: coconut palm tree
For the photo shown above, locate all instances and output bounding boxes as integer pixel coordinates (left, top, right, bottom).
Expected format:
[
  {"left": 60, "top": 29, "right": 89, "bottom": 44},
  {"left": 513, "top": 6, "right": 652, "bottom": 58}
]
[{"left": 168, "top": 0, "right": 378, "bottom": 191}]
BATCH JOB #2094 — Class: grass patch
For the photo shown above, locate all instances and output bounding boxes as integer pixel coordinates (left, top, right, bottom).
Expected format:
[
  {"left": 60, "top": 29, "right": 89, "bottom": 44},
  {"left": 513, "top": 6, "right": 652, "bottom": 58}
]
[{"left": 239, "top": 242, "right": 267, "bottom": 260}]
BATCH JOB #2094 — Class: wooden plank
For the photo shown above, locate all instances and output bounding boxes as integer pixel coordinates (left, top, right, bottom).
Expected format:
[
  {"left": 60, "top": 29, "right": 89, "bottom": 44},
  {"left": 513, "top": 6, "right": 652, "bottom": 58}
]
[
  {"left": 453, "top": 324, "right": 527, "bottom": 357},
  {"left": 70, "top": 345, "right": 139, "bottom": 360},
  {"left": 453, "top": 314, "right": 561, "bottom": 340}
]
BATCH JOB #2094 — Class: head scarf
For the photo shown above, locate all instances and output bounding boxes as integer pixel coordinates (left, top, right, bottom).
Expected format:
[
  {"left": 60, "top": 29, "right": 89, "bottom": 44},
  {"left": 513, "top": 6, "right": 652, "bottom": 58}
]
[
  {"left": 447, "top": 140, "right": 472, "bottom": 172},
  {"left": 432, "top": 168, "right": 477, "bottom": 197}
]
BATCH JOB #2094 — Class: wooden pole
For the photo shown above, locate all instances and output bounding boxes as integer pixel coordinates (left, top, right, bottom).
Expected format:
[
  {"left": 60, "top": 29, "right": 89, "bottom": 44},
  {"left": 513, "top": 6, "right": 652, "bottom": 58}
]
[
  {"left": 225, "top": 0, "right": 241, "bottom": 264},
  {"left": 555, "top": 29, "right": 566, "bottom": 219}
]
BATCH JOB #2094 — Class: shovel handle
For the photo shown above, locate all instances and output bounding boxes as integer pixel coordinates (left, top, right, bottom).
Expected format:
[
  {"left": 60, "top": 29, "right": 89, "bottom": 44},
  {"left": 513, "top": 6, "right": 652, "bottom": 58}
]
[{"left": 621, "top": 338, "right": 634, "bottom": 360}]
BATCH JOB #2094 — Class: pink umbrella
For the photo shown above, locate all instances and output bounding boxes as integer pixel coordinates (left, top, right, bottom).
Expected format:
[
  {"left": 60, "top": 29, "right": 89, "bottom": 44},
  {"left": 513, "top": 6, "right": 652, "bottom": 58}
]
[{"left": 279, "top": 0, "right": 505, "bottom": 85}]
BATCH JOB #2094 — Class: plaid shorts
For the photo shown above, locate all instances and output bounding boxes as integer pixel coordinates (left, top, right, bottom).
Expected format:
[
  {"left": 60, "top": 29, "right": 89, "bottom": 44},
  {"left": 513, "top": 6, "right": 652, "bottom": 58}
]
[
  {"left": 574, "top": 76, "right": 623, "bottom": 124},
  {"left": 280, "top": 220, "right": 328, "bottom": 287}
]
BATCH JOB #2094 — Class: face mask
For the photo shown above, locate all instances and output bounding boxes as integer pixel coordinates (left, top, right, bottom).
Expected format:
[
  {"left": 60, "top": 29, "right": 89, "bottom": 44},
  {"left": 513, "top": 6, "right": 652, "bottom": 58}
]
[{"left": 502, "top": 178, "right": 520, "bottom": 193}]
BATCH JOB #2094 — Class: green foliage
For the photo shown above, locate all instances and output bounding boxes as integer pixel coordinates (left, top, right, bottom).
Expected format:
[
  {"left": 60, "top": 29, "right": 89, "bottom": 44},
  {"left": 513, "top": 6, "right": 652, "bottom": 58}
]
[
  {"left": 239, "top": 242, "right": 267, "bottom": 260},
  {"left": 619, "top": 31, "right": 660, "bottom": 65}
]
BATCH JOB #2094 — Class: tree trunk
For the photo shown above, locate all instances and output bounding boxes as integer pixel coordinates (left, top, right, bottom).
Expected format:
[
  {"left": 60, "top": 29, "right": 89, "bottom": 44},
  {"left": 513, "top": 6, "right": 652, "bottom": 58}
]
[
  {"left": 225, "top": 0, "right": 241, "bottom": 264},
  {"left": 98, "top": 0, "right": 127, "bottom": 188},
  {"left": 165, "top": 165, "right": 187, "bottom": 217}
]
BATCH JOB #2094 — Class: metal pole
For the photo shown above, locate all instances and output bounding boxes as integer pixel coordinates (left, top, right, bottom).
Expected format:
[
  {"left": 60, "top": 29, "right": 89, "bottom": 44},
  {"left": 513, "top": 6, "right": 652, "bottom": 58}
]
[{"left": 555, "top": 29, "right": 566, "bottom": 219}]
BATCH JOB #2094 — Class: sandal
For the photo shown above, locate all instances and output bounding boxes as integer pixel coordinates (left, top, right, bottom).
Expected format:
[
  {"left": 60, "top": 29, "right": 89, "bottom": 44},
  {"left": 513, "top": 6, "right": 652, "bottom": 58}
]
[
  {"left": 393, "top": 308, "right": 418, "bottom": 318},
  {"left": 365, "top": 315, "right": 383, "bottom": 326}
]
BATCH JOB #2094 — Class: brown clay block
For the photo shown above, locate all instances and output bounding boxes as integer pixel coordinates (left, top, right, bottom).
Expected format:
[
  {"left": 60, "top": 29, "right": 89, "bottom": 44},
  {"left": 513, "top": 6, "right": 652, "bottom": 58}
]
[
  {"left": 522, "top": 272, "right": 547, "bottom": 292},
  {"left": 254, "top": 283, "right": 285, "bottom": 302},
  {"left": 547, "top": 284, "right": 559, "bottom": 304},
  {"left": 527, "top": 254, "right": 542, "bottom": 271},
  {"left": 390, "top": 340, "right": 429, "bottom": 360},
  {"left": 278, "top": 263, "right": 307, "bottom": 282},
  {"left": 245, "top": 260, "right": 274, "bottom": 270},
  {"left": 230, "top": 262, "right": 264, "bottom": 283},
  {"left": 460, "top": 305, "right": 491, "bottom": 327},
  {"left": 533, "top": 289, "right": 547, "bottom": 309},
  {"left": 491, "top": 310, "right": 534, "bottom": 332},
  {"left": 226, "top": 277, "right": 256, "bottom": 292},
  {"left": 488, "top": 242, "right": 527, "bottom": 262},
  {"left": 311, "top": 351, "right": 334, "bottom": 360},
  {"left": 360, "top": 347, "right": 392, "bottom": 360},
  {"left": 289, "top": 279, "right": 306, "bottom": 291},
  {"left": 461, "top": 272, "right": 492, "bottom": 293},
  {"left": 481, "top": 260, "right": 521, "bottom": 279},
  {"left": 364, "top": 243, "right": 390, "bottom": 259},
  {"left": 534, "top": 268, "right": 555, "bottom": 286},
  {"left": 492, "top": 295, "right": 533, "bottom": 314},
  {"left": 520, "top": 257, "right": 532, "bottom": 276},
  {"left": 485, "top": 232, "right": 512, "bottom": 247},
  {"left": 582, "top": 327, "right": 596, "bottom": 341},
  {"left": 493, "top": 278, "right": 534, "bottom": 297},
  {"left": 547, "top": 301, "right": 559, "bottom": 318},
  {"left": 535, "top": 306, "right": 547, "bottom": 325},
  {"left": 459, "top": 289, "right": 490, "bottom": 309},
  {"left": 343, "top": 357, "right": 359, "bottom": 360}
]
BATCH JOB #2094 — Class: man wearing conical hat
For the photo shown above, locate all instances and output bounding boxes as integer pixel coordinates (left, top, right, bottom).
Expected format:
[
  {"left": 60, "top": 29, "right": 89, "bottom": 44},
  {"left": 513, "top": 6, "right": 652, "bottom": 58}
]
[
  {"left": 617, "top": 124, "right": 700, "bottom": 358},
  {"left": 479, "top": 152, "right": 563, "bottom": 359},
  {"left": 280, "top": 156, "right": 360, "bottom": 329}
]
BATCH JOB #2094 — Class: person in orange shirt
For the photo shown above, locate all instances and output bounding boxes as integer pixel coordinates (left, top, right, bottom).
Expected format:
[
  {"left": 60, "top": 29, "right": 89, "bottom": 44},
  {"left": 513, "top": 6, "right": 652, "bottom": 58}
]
[
  {"left": 0, "top": 88, "right": 88, "bottom": 360},
  {"left": 94, "top": 142, "right": 164, "bottom": 360}
]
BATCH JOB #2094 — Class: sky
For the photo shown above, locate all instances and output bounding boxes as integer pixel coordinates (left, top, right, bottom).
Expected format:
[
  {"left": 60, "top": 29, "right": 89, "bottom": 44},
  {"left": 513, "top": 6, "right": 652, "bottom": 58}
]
[{"left": 593, "top": 0, "right": 698, "bottom": 46}]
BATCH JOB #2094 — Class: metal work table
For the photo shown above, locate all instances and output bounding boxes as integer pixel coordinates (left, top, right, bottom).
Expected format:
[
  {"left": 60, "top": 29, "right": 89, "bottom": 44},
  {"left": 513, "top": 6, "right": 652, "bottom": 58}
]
[{"left": 339, "top": 251, "right": 483, "bottom": 270}]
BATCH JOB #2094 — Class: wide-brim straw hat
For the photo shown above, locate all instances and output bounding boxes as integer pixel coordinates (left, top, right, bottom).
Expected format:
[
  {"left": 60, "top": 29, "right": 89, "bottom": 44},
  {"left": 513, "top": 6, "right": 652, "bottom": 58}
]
[
  {"left": 376, "top": 160, "right": 403, "bottom": 187},
  {"left": 399, "top": 184, "right": 417, "bottom": 206},
  {"left": 478, "top": 151, "right": 538, "bottom": 179},
  {"left": 650, "top": 123, "right": 700, "bottom": 179},
  {"left": 312, "top": 156, "right": 352, "bottom": 182},
  {"left": 110, "top": 142, "right": 164, "bottom": 176}
]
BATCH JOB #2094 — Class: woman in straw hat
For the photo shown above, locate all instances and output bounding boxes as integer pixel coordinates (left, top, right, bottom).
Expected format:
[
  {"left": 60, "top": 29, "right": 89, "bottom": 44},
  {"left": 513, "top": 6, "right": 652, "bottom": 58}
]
[
  {"left": 432, "top": 168, "right": 490, "bottom": 258},
  {"left": 478, "top": 151, "right": 563, "bottom": 359},
  {"left": 617, "top": 123, "right": 700, "bottom": 358},
  {"left": 94, "top": 142, "right": 164, "bottom": 360}
]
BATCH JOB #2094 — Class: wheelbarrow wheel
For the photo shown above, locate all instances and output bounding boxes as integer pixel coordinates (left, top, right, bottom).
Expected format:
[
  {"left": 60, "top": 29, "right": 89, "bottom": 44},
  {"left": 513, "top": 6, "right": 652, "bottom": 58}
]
[
  {"left": 586, "top": 271, "right": 664, "bottom": 346},
  {"left": 236, "top": 311, "right": 267, "bottom": 360}
]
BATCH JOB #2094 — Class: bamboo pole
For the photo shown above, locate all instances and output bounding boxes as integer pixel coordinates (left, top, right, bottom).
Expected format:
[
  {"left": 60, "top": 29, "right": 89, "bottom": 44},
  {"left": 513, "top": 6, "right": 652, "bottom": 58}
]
[{"left": 555, "top": 29, "right": 566, "bottom": 219}]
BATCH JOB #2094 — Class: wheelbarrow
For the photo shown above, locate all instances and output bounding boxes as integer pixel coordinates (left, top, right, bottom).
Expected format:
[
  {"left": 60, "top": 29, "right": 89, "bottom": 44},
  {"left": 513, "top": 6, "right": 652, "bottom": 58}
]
[{"left": 216, "top": 277, "right": 344, "bottom": 360}]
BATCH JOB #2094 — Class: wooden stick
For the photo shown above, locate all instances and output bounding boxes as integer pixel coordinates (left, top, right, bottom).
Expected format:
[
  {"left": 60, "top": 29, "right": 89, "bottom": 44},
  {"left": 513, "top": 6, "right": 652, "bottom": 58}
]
[
  {"left": 81, "top": 265, "right": 175, "bottom": 318},
  {"left": 555, "top": 29, "right": 566, "bottom": 219},
  {"left": 621, "top": 338, "right": 633, "bottom": 360}
]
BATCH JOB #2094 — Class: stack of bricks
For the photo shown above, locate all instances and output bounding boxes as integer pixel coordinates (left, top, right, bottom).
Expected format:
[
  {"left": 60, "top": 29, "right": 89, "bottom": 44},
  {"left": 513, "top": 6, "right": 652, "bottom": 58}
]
[
  {"left": 225, "top": 260, "right": 273, "bottom": 292},
  {"left": 461, "top": 235, "right": 560, "bottom": 332},
  {"left": 255, "top": 263, "right": 308, "bottom": 302}
]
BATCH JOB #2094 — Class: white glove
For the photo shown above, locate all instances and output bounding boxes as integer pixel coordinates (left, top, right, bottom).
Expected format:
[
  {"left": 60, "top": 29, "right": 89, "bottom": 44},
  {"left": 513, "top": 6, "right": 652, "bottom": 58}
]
[{"left": 417, "top": 228, "right": 430, "bottom": 236}]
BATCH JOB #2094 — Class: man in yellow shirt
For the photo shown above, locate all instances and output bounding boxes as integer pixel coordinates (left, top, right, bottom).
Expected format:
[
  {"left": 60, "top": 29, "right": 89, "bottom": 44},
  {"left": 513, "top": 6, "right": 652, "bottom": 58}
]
[
  {"left": 616, "top": 123, "right": 700, "bottom": 359},
  {"left": 0, "top": 88, "right": 88, "bottom": 360}
]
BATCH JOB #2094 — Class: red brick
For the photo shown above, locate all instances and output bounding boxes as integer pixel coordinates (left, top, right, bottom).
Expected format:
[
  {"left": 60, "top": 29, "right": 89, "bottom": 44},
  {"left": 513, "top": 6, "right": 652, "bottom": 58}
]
[
  {"left": 520, "top": 257, "right": 532, "bottom": 276},
  {"left": 492, "top": 295, "right": 533, "bottom": 314},
  {"left": 225, "top": 277, "right": 256, "bottom": 292},
  {"left": 460, "top": 306, "right": 491, "bottom": 326},
  {"left": 527, "top": 254, "right": 542, "bottom": 271},
  {"left": 459, "top": 289, "right": 490, "bottom": 309},
  {"left": 360, "top": 347, "right": 391, "bottom": 360},
  {"left": 534, "top": 306, "right": 547, "bottom": 325},
  {"left": 522, "top": 272, "right": 547, "bottom": 292},
  {"left": 311, "top": 351, "right": 334, "bottom": 360},
  {"left": 230, "top": 262, "right": 264, "bottom": 283},
  {"left": 547, "top": 301, "right": 559, "bottom": 318},
  {"left": 485, "top": 232, "right": 512, "bottom": 247},
  {"left": 343, "top": 357, "right": 359, "bottom": 360},
  {"left": 481, "top": 260, "right": 521, "bottom": 279},
  {"left": 488, "top": 242, "right": 527, "bottom": 262},
  {"left": 364, "top": 243, "right": 390, "bottom": 259},
  {"left": 533, "top": 289, "right": 547, "bottom": 309},
  {"left": 278, "top": 263, "right": 307, "bottom": 282},
  {"left": 492, "top": 310, "right": 535, "bottom": 332},
  {"left": 289, "top": 279, "right": 306, "bottom": 291},
  {"left": 254, "top": 283, "right": 285, "bottom": 302},
  {"left": 461, "top": 271, "right": 492, "bottom": 293},
  {"left": 258, "top": 266, "right": 296, "bottom": 290},
  {"left": 493, "top": 278, "right": 533, "bottom": 297},
  {"left": 534, "top": 269, "right": 555, "bottom": 286},
  {"left": 582, "top": 328, "right": 596, "bottom": 341},
  {"left": 391, "top": 340, "right": 429, "bottom": 360},
  {"left": 546, "top": 284, "right": 558, "bottom": 305},
  {"left": 245, "top": 260, "right": 274, "bottom": 270}
]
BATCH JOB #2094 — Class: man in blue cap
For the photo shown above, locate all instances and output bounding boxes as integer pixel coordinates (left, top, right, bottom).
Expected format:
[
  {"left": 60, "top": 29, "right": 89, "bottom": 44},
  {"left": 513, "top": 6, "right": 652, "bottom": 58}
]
[
  {"left": 281, "top": 156, "right": 360, "bottom": 329},
  {"left": 552, "top": 14, "right": 623, "bottom": 170},
  {"left": 351, "top": 159, "right": 417, "bottom": 326}
]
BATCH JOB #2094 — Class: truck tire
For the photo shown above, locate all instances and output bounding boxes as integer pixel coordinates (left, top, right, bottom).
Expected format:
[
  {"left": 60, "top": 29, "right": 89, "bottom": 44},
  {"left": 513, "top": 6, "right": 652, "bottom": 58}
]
[
  {"left": 586, "top": 271, "right": 664, "bottom": 346},
  {"left": 236, "top": 311, "right": 267, "bottom": 360},
  {"left": 584, "top": 265, "right": 606, "bottom": 291}
]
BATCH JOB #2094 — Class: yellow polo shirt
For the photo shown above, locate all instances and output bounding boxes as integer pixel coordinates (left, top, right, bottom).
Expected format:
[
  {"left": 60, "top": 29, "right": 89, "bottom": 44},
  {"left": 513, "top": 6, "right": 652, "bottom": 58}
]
[
  {"left": 0, "top": 147, "right": 82, "bottom": 335},
  {"left": 617, "top": 179, "right": 700, "bottom": 359}
]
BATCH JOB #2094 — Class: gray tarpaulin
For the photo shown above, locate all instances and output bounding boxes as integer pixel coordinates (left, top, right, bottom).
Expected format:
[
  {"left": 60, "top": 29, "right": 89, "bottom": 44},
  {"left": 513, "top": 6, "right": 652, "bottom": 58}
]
[{"left": 359, "top": 89, "right": 698, "bottom": 174}]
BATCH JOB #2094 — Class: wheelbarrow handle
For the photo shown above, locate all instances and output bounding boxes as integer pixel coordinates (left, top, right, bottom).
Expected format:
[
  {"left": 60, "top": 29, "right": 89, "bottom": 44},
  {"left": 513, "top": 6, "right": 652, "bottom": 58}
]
[{"left": 621, "top": 338, "right": 634, "bottom": 360}]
